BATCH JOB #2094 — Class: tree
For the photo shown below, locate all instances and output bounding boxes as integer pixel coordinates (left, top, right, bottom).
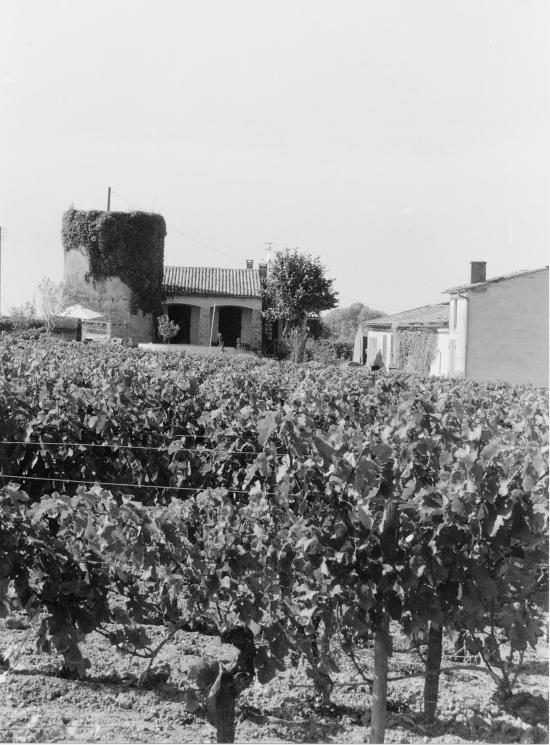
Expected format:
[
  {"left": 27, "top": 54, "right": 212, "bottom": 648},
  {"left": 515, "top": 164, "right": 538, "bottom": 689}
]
[
  {"left": 322, "top": 302, "right": 386, "bottom": 342},
  {"left": 10, "top": 300, "right": 38, "bottom": 330},
  {"left": 36, "top": 276, "right": 93, "bottom": 332},
  {"left": 38, "top": 277, "right": 66, "bottom": 331},
  {"left": 262, "top": 248, "right": 338, "bottom": 362}
]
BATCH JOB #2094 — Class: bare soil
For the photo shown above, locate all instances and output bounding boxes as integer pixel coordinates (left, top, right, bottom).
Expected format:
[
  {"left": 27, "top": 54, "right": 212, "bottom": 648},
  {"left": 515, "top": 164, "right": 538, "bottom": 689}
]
[{"left": 0, "top": 618, "right": 547, "bottom": 744}]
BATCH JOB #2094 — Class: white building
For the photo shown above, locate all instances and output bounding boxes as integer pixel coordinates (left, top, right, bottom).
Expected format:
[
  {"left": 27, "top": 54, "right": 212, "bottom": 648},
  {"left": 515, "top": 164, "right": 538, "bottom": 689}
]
[
  {"left": 364, "top": 303, "right": 450, "bottom": 375},
  {"left": 445, "top": 263, "right": 549, "bottom": 387}
]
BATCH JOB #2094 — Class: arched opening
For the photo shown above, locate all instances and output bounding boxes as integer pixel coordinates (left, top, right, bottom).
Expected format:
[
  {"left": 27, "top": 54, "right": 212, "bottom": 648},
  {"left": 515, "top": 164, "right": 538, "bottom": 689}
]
[
  {"left": 168, "top": 305, "right": 191, "bottom": 343},
  {"left": 217, "top": 306, "right": 242, "bottom": 347}
]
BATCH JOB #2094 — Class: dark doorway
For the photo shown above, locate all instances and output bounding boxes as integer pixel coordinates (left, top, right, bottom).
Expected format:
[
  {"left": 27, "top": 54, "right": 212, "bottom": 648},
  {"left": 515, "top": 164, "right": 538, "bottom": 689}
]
[
  {"left": 262, "top": 318, "right": 280, "bottom": 355},
  {"left": 218, "top": 307, "right": 242, "bottom": 347},
  {"left": 168, "top": 305, "right": 191, "bottom": 344}
]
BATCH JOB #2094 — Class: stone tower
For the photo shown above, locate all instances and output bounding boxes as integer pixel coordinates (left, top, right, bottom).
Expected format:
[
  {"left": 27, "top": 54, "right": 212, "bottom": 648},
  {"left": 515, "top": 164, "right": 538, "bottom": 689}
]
[{"left": 62, "top": 209, "right": 166, "bottom": 342}]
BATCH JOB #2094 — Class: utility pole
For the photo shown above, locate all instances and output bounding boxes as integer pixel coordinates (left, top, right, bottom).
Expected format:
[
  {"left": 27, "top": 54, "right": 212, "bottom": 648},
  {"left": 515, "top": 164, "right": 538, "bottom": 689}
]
[
  {"left": 0, "top": 226, "right": 4, "bottom": 316},
  {"left": 107, "top": 186, "right": 111, "bottom": 211}
]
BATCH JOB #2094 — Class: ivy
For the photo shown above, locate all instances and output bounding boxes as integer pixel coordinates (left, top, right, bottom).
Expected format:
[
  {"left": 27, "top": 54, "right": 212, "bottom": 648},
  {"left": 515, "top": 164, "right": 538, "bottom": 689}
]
[
  {"left": 61, "top": 209, "right": 166, "bottom": 316},
  {"left": 397, "top": 328, "right": 438, "bottom": 375}
]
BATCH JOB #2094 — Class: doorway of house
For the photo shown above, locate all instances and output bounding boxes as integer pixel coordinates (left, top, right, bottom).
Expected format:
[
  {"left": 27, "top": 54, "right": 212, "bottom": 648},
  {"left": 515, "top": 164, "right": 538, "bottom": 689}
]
[
  {"left": 168, "top": 305, "right": 191, "bottom": 343},
  {"left": 218, "top": 307, "right": 242, "bottom": 347}
]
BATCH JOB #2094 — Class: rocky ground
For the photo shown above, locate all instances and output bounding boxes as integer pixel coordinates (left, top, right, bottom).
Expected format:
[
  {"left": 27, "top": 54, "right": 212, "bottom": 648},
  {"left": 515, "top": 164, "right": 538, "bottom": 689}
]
[{"left": 0, "top": 617, "right": 547, "bottom": 744}]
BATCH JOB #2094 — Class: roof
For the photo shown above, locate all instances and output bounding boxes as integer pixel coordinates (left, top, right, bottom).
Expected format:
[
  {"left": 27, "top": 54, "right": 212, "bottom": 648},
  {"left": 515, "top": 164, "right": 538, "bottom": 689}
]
[
  {"left": 163, "top": 266, "right": 262, "bottom": 298},
  {"left": 445, "top": 266, "right": 548, "bottom": 293},
  {"left": 366, "top": 303, "right": 449, "bottom": 329},
  {"left": 58, "top": 304, "right": 105, "bottom": 320}
]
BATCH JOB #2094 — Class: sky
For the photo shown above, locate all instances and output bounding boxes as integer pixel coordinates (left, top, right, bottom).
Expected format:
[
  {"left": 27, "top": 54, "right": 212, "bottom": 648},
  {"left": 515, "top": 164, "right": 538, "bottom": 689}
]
[{"left": 1, "top": 0, "right": 548, "bottom": 315}]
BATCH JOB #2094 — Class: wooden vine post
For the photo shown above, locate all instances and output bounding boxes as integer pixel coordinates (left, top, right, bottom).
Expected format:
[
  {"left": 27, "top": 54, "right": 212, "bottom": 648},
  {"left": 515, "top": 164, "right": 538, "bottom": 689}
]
[
  {"left": 370, "top": 498, "right": 398, "bottom": 744},
  {"left": 206, "top": 627, "right": 256, "bottom": 744},
  {"left": 370, "top": 614, "right": 390, "bottom": 744},
  {"left": 423, "top": 621, "right": 443, "bottom": 723}
]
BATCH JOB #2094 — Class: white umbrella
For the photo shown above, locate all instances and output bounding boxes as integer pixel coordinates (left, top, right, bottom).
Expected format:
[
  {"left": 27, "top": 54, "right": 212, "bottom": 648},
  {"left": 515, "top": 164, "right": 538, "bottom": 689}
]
[{"left": 58, "top": 304, "right": 105, "bottom": 320}]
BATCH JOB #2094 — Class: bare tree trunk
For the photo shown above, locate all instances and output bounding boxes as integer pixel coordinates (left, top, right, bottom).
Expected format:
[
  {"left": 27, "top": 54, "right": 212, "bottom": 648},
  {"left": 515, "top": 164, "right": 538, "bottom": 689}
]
[
  {"left": 423, "top": 621, "right": 443, "bottom": 723},
  {"left": 370, "top": 615, "right": 390, "bottom": 744},
  {"left": 293, "top": 313, "right": 309, "bottom": 363}
]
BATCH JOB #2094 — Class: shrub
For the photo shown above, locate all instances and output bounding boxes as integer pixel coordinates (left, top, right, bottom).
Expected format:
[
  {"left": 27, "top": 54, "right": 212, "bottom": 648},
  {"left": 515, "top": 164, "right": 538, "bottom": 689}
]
[
  {"left": 157, "top": 314, "right": 180, "bottom": 343},
  {"left": 306, "top": 338, "right": 353, "bottom": 363}
]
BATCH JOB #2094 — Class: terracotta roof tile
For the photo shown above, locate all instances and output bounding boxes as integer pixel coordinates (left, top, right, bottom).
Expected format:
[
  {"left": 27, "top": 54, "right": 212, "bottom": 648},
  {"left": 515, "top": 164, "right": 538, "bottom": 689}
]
[
  {"left": 366, "top": 303, "right": 449, "bottom": 328},
  {"left": 163, "top": 266, "right": 262, "bottom": 298}
]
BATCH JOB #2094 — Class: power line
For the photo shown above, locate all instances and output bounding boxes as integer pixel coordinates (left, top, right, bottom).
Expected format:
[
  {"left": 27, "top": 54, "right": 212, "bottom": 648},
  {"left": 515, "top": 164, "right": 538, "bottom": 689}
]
[
  {"left": 110, "top": 189, "right": 240, "bottom": 262},
  {"left": 336, "top": 294, "right": 404, "bottom": 313},
  {"left": 167, "top": 225, "right": 238, "bottom": 262}
]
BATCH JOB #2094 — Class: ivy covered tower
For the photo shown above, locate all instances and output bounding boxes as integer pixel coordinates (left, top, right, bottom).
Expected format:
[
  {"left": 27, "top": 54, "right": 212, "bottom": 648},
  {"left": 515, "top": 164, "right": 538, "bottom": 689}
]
[{"left": 62, "top": 209, "right": 166, "bottom": 342}]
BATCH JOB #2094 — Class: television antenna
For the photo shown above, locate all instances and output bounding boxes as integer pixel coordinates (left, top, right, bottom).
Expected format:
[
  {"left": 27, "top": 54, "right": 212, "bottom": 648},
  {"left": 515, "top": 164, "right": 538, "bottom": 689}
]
[{"left": 264, "top": 241, "right": 275, "bottom": 263}]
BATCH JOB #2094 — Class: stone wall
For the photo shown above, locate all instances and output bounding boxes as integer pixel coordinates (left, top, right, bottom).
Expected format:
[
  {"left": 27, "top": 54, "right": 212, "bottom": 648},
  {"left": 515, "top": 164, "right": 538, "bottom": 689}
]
[
  {"left": 64, "top": 247, "right": 154, "bottom": 342},
  {"left": 165, "top": 294, "right": 262, "bottom": 348}
]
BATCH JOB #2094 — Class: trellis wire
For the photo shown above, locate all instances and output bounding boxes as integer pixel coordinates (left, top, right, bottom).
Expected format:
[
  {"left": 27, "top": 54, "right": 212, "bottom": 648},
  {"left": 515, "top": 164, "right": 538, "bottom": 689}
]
[
  {"left": 0, "top": 439, "right": 287, "bottom": 456},
  {"left": 0, "top": 472, "right": 280, "bottom": 496}
]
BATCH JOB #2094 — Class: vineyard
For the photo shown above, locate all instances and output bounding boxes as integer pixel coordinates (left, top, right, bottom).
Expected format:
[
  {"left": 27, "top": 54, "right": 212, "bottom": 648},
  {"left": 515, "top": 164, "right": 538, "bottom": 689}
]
[{"left": 0, "top": 337, "right": 548, "bottom": 743}]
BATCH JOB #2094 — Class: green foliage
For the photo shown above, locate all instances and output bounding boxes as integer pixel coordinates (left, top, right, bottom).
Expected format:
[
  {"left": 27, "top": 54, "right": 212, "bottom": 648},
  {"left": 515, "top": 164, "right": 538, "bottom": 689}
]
[
  {"left": 61, "top": 209, "right": 166, "bottom": 316},
  {"left": 37, "top": 277, "right": 66, "bottom": 331},
  {"left": 262, "top": 249, "right": 338, "bottom": 362},
  {"left": 306, "top": 338, "right": 353, "bottom": 363},
  {"left": 397, "top": 328, "right": 438, "bottom": 375},
  {"left": 323, "top": 303, "right": 386, "bottom": 342},
  {"left": 157, "top": 313, "right": 180, "bottom": 343},
  {"left": 0, "top": 336, "right": 547, "bottom": 722},
  {"left": 262, "top": 249, "right": 338, "bottom": 322},
  {"left": 9, "top": 301, "right": 39, "bottom": 331}
]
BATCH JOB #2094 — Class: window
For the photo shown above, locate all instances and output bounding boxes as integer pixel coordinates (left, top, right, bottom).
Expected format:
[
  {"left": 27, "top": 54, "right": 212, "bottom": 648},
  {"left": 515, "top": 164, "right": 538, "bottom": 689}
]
[{"left": 452, "top": 299, "right": 457, "bottom": 331}]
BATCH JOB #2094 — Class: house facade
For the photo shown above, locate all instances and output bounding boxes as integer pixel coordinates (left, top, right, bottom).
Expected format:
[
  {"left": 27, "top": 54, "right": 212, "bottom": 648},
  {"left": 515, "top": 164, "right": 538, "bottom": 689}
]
[
  {"left": 445, "top": 263, "right": 549, "bottom": 387},
  {"left": 163, "top": 262, "right": 268, "bottom": 350},
  {"left": 364, "top": 303, "right": 450, "bottom": 375}
]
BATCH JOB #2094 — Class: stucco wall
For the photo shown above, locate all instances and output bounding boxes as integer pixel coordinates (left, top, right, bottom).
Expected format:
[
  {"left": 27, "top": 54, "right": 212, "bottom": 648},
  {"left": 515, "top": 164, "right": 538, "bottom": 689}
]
[
  {"left": 447, "top": 296, "right": 469, "bottom": 377},
  {"left": 165, "top": 294, "right": 262, "bottom": 347},
  {"left": 64, "top": 247, "right": 154, "bottom": 342},
  {"left": 457, "top": 270, "right": 548, "bottom": 386},
  {"left": 429, "top": 329, "right": 450, "bottom": 376},
  {"left": 366, "top": 330, "right": 392, "bottom": 367}
]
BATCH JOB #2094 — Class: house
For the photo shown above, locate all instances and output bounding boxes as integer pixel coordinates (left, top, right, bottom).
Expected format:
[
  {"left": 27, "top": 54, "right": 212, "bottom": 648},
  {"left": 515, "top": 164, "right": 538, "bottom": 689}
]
[
  {"left": 364, "top": 303, "right": 450, "bottom": 375},
  {"left": 162, "top": 261, "right": 271, "bottom": 351},
  {"left": 445, "top": 262, "right": 549, "bottom": 386}
]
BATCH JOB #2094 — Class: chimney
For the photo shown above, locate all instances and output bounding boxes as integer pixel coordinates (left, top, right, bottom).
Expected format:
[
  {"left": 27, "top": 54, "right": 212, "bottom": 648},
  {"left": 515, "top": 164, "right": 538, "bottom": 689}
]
[
  {"left": 470, "top": 261, "right": 487, "bottom": 284},
  {"left": 258, "top": 262, "right": 268, "bottom": 279},
  {"left": 245, "top": 259, "right": 254, "bottom": 270}
]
